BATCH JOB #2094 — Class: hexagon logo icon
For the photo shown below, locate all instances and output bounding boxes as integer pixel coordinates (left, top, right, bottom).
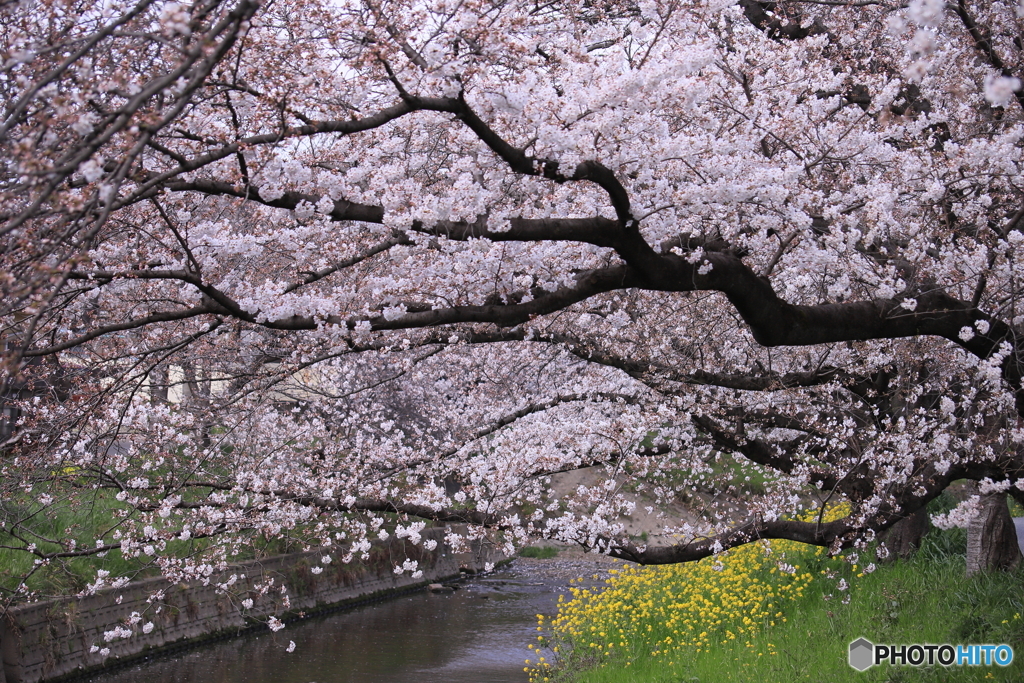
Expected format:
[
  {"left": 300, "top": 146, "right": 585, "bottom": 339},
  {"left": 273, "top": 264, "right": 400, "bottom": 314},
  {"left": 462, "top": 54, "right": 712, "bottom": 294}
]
[{"left": 849, "top": 637, "right": 874, "bottom": 671}]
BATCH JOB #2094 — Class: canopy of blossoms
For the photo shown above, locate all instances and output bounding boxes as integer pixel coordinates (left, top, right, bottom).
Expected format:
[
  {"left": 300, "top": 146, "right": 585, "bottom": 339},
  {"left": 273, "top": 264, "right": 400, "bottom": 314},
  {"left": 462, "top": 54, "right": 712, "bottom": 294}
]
[{"left": 1, "top": 0, "right": 1023, "bottom": 603}]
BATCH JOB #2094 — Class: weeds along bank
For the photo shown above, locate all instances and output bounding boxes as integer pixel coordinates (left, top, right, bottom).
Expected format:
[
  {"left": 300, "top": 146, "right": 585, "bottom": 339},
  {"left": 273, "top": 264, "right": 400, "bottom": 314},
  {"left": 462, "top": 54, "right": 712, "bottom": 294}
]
[{"left": 531, "top": 527, "right": 1024, "bottom": 682}]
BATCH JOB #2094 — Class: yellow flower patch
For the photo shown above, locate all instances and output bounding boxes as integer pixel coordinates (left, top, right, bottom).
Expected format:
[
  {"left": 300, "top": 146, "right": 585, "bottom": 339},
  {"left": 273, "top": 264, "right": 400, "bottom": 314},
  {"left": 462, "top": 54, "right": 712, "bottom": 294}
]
[{"left": 527, "top": 505, "right": 848, "bottom": 682}]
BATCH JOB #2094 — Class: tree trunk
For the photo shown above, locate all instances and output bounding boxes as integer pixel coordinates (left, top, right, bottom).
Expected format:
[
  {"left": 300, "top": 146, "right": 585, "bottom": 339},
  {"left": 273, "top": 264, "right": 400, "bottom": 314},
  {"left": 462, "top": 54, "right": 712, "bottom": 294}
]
[
  {"left": 966, "top": 492, "right": 1022, "bottom": 576},
  {"left": 879, "top": 507, "right": 930, "bottom": 561},
  {"left": 150, "top": 364, "right": 169, "bottom": 404}
]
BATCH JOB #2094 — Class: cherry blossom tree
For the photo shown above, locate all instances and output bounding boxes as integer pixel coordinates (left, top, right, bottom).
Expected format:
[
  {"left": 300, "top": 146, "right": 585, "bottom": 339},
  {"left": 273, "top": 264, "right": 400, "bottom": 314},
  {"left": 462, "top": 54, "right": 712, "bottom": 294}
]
[{"left": 3, "top": 0, "right": 1024, "bottom": 603}]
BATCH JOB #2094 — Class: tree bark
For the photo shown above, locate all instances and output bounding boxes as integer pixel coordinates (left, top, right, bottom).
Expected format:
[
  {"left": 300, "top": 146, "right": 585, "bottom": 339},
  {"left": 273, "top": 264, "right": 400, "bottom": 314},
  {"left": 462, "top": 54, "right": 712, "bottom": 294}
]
[
  {"left": 966, "top": 492, "right": 1022, "bottom": 576},
  {"left": 879, "top": 508, "right": 931, "bottom": 561}
]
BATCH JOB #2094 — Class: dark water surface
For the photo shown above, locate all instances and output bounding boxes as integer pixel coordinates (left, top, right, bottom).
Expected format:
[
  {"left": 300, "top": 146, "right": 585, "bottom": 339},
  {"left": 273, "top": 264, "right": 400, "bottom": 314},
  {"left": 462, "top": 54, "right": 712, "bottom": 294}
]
[{"left": 84, "top": 558, "right": 610, "bottom": 683}]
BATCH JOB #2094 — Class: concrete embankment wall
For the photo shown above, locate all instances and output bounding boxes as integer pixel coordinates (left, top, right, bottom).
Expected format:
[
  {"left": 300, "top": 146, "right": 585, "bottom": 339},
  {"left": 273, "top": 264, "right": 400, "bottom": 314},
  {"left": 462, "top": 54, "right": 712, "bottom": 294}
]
[{"left": 0, "top": 526, "right": 503, "bottom": 683}]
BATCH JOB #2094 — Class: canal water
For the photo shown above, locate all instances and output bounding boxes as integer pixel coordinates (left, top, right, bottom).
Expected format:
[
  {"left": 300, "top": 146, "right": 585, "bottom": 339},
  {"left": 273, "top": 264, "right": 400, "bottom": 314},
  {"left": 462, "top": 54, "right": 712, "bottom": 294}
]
[{"left": 84, "top": 557, "right": 614, "bottom": 683}]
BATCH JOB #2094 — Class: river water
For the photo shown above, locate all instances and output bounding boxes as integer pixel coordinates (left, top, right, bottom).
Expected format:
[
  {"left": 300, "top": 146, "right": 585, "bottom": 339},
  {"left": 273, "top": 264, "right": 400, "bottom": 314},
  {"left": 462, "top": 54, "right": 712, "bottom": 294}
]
[{"left": 84, "top": 557, "right": 614, "bottom": 683}]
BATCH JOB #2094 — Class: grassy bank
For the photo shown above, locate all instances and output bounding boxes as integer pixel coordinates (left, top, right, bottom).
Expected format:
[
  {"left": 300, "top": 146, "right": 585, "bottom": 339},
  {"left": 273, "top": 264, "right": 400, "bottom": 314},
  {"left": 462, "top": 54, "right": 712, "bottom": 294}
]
[
  {"left": 532, "top": 528, "right": 1024, "bottom": 682},
  {"left": 0, "top": 485, "right": 329, "bottom": 600}
]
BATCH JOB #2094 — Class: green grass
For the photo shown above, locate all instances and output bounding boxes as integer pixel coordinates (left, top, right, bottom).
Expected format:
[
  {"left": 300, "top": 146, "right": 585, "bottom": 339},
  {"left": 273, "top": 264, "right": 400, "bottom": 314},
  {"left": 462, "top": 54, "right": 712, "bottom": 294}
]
[
  {"left": 0, "top": 491, "right": 153, "bottom": 598},
  {"left": 0, "top": 484, "right": 437, "bottom": 602},
  {"left": 520, "top": 546, "right": 560, "bottom": 559},
  {"left": 551, "top": 528, "right": 1024, "bottom": 683},
  {"left": 0, "top": 484, "right": 289, "bottom": 600}
]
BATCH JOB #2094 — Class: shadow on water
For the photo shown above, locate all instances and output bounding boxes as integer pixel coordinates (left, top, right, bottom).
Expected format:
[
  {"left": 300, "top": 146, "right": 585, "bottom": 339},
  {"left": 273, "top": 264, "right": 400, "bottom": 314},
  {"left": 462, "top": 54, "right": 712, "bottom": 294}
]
[{"left": 83, "top": 559, "right": 604, "bottom": 683}]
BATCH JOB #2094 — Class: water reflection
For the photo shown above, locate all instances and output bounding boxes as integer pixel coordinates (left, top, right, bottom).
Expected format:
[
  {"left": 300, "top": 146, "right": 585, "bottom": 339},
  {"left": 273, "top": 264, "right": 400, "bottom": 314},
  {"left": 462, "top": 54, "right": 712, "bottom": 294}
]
[{"left": 84, "top": 560, "right": 605, "bottom": 683}]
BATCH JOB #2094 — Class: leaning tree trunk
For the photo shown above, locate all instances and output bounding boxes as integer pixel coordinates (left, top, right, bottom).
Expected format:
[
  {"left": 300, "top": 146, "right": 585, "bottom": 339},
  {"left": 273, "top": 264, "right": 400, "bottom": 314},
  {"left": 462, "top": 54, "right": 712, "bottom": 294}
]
[
  {"left": 966, "top": 492, "right": 1022, "bottom": 576},
  {"left": 879, "top": 507, "right": 931, "bottom": 561}
]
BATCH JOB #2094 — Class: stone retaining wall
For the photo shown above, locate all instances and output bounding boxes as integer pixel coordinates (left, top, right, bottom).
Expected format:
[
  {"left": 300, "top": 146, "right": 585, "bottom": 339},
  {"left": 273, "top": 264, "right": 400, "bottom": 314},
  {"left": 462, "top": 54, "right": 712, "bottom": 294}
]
[{"left": 0, "top": 526, "right": 503, "bottom": 683}]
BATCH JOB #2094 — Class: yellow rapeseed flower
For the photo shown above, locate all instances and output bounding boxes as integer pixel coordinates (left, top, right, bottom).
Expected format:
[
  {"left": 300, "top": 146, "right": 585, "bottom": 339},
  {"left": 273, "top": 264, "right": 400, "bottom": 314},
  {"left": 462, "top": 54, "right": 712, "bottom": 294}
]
[{"left": 529, "top": 503, "right": 851, "bottom": 680}]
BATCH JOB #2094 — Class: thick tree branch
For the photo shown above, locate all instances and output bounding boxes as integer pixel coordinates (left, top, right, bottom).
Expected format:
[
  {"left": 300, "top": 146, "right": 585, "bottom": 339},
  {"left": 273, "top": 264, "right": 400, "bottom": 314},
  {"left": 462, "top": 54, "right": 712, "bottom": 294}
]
[
  {"left": 692, "top": 414, "right": 840, "bottom": 490},
  {"left": 610, "top": 517, "right": 849, "bottom": 564}
]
